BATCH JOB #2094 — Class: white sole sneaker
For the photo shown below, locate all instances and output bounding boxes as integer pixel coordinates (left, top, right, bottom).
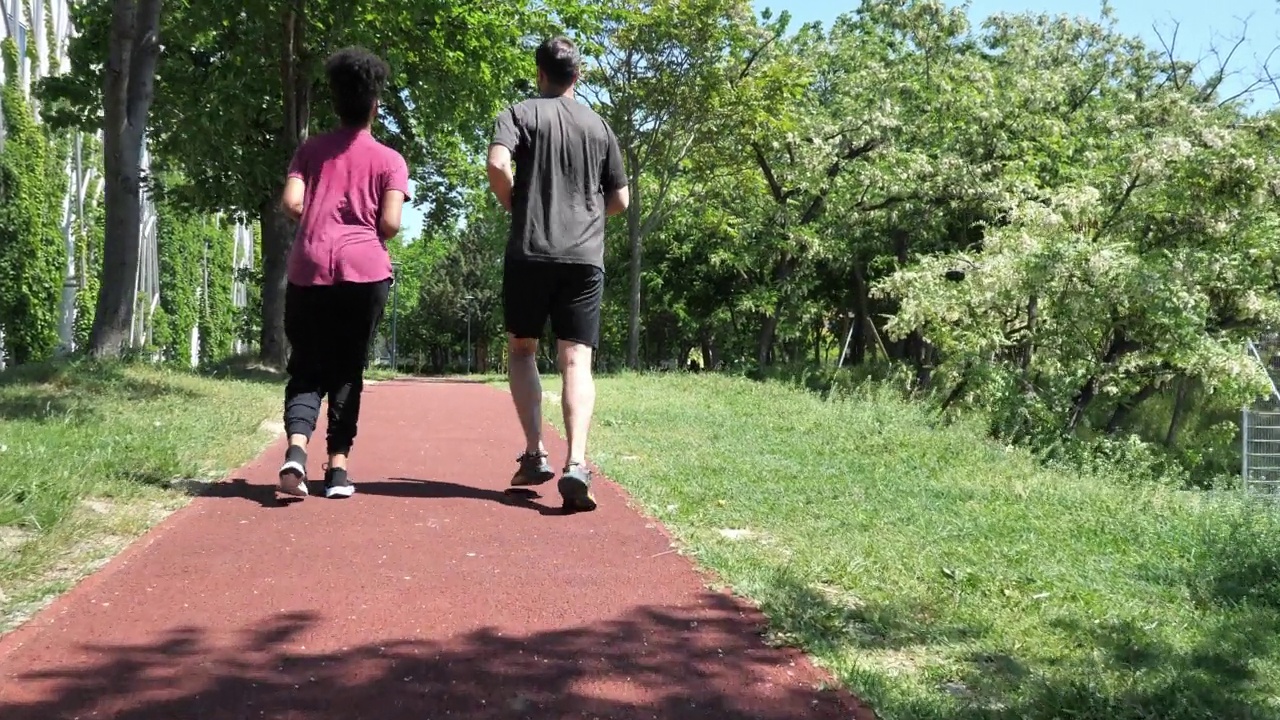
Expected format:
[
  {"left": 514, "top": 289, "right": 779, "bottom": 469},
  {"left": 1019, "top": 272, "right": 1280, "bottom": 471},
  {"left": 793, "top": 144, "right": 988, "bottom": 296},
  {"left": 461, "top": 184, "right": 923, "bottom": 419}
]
[
  {"left": 325, "top": 482, "right": 355, "bottom": 499},
  {"left": 278, "top": 460, "right": 309, "bottom": 497}
]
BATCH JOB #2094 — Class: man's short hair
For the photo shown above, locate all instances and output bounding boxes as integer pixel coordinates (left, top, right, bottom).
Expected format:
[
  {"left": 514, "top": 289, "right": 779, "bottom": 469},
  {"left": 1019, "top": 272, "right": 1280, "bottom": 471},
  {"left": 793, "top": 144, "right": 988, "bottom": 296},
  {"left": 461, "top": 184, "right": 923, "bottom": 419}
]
[
  {"left": 325, "top": 47, "right": 390, "bottom": 127},
  {"left": 535, "top": 36, "right": 580, "bottom": 88}
]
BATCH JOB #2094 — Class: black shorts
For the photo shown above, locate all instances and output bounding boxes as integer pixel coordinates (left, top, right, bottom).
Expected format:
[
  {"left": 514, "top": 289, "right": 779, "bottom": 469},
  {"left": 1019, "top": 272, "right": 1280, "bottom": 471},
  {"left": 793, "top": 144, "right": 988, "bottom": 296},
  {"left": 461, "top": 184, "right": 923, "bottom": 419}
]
[{"left": 502, "top": 259, "right": 604, "bottom": 348}]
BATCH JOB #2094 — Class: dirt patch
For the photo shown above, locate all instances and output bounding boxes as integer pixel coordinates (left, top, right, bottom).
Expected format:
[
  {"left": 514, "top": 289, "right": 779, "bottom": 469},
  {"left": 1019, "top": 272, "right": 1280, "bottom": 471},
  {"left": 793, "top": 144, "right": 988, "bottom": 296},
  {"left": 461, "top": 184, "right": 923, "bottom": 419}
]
[
  {"left": 863, "top": 647, "right": 934, "bottom": 677},
  {"left": 258, "top": 418, "right": 286, "bottom": 436},
  {"left": 0, "top": 526, "right": 35, "bottom": 553}
]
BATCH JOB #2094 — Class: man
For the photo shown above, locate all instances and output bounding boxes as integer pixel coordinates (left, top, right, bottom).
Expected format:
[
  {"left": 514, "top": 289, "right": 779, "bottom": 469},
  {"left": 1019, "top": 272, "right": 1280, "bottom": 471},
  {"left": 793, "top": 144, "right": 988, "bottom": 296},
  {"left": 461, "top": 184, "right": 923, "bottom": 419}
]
[
  {"left": 276, "top": 47, "right": 409, "bottom": 499},
  {"left": 486, "top": 36, "right": 629, "bottom": 512}
]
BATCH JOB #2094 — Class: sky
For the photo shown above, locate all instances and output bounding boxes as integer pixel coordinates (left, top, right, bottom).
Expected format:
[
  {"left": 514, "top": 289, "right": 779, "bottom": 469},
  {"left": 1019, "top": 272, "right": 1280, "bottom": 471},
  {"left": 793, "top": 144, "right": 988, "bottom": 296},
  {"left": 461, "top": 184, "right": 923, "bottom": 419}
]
[{"left": 399, "top": 0, "right": 1279, "bottom": 240}]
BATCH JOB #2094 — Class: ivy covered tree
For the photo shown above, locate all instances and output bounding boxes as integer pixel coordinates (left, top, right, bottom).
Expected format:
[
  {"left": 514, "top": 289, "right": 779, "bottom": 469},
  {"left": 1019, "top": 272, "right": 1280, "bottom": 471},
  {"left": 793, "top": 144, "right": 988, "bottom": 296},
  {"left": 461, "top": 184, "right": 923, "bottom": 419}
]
[
  {"left": 153, "top": 199, "right": 202, "bottom": 364},
  {"left": 198, "top": 219, "right": 237, "bottom": 365},
  {"left": 0, "top": 39, "right": 68, "bottom": 365}
]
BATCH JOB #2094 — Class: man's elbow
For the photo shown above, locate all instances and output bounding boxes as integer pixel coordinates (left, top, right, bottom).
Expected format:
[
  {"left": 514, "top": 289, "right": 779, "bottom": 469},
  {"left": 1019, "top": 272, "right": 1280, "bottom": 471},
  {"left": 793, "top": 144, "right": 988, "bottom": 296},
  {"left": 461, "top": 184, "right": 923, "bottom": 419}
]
[
  {"left": 486, "top": 168, "right": 513, "bottom": 211},
  {"left": 606, "top": 187, "right": 630, "bottom": 216}
]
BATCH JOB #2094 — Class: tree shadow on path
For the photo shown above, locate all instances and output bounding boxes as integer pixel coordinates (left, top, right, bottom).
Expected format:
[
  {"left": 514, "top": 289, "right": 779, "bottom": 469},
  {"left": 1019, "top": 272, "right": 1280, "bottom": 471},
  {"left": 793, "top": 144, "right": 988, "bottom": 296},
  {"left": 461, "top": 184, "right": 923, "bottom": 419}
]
[{"left": 0, "top": 598, "right": 871, "bottom": 720}]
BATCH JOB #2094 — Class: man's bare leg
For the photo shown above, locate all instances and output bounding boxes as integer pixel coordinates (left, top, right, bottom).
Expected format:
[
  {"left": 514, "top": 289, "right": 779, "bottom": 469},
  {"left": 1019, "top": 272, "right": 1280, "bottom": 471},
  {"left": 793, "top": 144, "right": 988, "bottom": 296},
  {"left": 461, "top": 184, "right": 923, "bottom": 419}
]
[
  {"left": 556, "top": 339, "right": 598, "bottom": 511},
  {"left": 508, "top": 335, "right": 555, "bottom": 486},
  {"left": 558, "top": 340, "right": 595, "bottom": 466}
]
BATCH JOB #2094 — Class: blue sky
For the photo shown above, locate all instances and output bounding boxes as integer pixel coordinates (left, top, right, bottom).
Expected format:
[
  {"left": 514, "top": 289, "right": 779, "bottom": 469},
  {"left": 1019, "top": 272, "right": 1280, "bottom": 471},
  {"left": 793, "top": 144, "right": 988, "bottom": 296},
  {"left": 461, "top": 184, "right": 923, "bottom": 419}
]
[{"left": 399, "top": 0, "right": 1278, "bottom": 239}]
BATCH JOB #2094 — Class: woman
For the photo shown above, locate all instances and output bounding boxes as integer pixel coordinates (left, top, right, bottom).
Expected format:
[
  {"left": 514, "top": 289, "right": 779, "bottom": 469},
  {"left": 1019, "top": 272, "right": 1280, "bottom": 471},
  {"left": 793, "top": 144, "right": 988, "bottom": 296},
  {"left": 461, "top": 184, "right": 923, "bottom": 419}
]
[{"left": 275, "top": 47, "right": 410, "bottom": 499}]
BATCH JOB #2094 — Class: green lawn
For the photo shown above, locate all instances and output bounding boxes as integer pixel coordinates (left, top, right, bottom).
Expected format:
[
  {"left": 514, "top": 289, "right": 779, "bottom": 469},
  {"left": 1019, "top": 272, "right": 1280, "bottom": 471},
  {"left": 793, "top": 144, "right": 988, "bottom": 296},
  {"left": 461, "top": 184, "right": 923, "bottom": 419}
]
[
  {"left": 558, "top": 372, "right": 1280, "bottom": 720},
  {"left": 0, "top": 360, "right": 281, "bottom": 632}
]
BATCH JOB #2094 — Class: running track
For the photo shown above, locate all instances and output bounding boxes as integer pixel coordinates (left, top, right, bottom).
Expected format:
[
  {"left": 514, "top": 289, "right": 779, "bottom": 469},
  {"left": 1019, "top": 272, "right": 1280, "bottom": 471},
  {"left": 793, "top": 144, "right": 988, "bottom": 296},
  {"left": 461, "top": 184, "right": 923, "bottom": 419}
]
[{"left": 0, "top": 379, "right": 871, "bottom": 719}]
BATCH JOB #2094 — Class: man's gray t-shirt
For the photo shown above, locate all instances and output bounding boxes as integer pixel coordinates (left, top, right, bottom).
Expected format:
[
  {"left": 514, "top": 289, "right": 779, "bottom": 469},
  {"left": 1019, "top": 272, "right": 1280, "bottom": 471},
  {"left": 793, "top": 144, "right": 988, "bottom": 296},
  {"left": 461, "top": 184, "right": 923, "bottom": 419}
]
[{"left": 491, "top": 95, "right": 627, "bottom": 270}]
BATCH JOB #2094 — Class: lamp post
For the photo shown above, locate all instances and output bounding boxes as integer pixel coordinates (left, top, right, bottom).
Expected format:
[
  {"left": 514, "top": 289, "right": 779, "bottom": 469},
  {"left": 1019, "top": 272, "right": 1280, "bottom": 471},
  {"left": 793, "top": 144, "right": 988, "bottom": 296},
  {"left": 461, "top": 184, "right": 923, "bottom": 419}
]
[{"left": 464, "top": 294, "right": 475, "bottom": 374}]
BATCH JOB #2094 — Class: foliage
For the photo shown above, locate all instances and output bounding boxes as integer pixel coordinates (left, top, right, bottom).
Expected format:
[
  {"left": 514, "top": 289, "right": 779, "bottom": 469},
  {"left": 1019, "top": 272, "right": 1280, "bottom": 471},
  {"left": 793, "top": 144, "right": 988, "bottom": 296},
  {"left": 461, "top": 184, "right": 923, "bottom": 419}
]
[
  {"left": 35, "top": 0, "right": 1279, "bottom": 479},
  {"left": 73, "top": 140, "right": 106, "bottom": 353},
  {"left": 579, "top": 0, "right": 1275, "bottom": 483},
  {"left": 233, "top": 266, "right": 262, "bottom": 350},
  {"left": 153, "top": 203, "right": 200, "bottom": 364},
  {"left": 580, "top": 0, "right": 766, "bottom": 367},
  {"left": 198, "top": 220, "right": 237, "bottom": 365},
  {"left": 0, "top": 38, "right": 69, "bottom": 365},
  {"left": 390, "top": 192, "right": 506, "bottom": 373},
  {"left": 38, "top": 0, "right": 604, "bottom": 366},
  {"left": 154, "top": 193, "right": 235, "bottom": 366}
]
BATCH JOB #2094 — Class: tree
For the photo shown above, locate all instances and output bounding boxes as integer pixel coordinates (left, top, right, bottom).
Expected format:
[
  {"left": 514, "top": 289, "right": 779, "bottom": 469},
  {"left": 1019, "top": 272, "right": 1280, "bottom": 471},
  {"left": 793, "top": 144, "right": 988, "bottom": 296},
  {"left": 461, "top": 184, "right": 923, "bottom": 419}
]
[
  {"left": 0, "top": 39, "right": 66, "bottom": 365},
  {"left": 875, "top": 7, "right": 1280, "bottom": 445},
  {"left": 85, "top": 0, "right": 162, "bottom": 358},
  {"left": 581, "top": 0, "right": 763, "bottom": 369},
  {"left": 43, "top": 0, "right": 590, "bottom": 367}
]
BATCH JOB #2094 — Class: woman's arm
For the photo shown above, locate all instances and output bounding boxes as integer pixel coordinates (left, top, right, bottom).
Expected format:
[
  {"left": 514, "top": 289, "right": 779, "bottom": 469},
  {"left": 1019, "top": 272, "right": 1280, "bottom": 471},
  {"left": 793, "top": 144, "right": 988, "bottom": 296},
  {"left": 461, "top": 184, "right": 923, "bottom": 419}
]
[
  {"left": 280, "top": 177, "right": 305, "bottom": 221},
  {"left": 378, "top": 153, "right": 412, "bottom": 240},
  {"left": 378, "top": 189, "right": 405, "bottom": 239},
  {"left": 281, "top": 141, "right": 308, "bottom": 220}
]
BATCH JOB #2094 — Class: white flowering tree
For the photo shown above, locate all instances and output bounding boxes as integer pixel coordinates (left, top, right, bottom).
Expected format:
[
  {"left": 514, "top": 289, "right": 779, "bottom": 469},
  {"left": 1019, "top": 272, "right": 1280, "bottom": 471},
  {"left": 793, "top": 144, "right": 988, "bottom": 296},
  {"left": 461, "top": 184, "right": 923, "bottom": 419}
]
[{"left": 875, "top": 7, "right": 1280, "bottom": 446}]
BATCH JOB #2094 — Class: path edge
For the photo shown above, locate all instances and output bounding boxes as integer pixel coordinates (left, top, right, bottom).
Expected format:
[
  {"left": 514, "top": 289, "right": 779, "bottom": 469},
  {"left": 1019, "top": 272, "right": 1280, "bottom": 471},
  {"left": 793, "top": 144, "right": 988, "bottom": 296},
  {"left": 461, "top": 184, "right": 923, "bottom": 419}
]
[
  {"left": 508, "top": 385, "right": 877, "bottom": 718},
  {"left": 0, "top": 430, "right": 288, "bottom": 665}
]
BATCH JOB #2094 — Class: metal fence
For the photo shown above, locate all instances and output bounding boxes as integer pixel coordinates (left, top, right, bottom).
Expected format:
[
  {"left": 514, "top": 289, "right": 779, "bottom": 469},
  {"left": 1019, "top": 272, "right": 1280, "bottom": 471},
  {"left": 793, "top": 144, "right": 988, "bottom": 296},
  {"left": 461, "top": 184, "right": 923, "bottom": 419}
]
[{"left": 1243, "top": 334, "right": 1280, "bottom": 499}]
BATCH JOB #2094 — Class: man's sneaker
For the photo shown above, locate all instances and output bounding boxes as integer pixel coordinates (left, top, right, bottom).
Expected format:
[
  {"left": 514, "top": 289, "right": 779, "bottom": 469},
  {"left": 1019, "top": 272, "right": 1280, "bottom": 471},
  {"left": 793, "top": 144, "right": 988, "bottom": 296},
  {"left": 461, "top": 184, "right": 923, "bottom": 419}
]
[
  {"left": 278, "top": 445, "right": 309, "bottom": 497},
  {"left": 324, "top": 465, "right": 355, "bottom": 499},
  {"left": 557, "top": 462, "right": 597, "bottom": 512},
  {"left": 511, "top": 451, "right": 555, "bottom": 487}
]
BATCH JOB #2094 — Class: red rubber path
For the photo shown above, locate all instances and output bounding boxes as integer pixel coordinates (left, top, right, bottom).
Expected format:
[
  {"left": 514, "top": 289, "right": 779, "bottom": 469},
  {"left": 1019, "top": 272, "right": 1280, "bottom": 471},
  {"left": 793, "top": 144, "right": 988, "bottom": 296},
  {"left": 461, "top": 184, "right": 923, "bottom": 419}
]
[{"left": 0, "top": 379, "right": 872, "bottom": 719}]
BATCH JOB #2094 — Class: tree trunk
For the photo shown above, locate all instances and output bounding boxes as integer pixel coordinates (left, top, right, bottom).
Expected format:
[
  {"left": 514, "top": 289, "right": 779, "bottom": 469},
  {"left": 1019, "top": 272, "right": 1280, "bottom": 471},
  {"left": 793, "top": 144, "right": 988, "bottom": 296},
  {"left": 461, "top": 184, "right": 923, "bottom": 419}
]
[
  {"left": 57, "top": 137, "right": 80, "bottom": 353},
  {"left": 1165, "top": 377, "right": 1193, "bottom": 447},
  {"left": 1020, "top": 295, "right": 1038, "bottom": 371},
  {"left": 814, "top": 317, "right": 822, "bottom": 365},
  {"left": 89, "top": 0, "right": 163, "bottom": 359},
  {"left": 757, "top": 311, "right": 779, "bottom": 369},
  {"left": 1067, "top": 326, "right": 1138, "bottom": 433},
  {"left": 700, "top": 328, "right": 718, "bottom": 371},
  {"left": 1106, "top": 382, "right": 1160, "bottom": 434},
  {"left": 757, "top": 255, "right": 797, "bottom": 370},
  {"left": 851, "top": 262, "right": 870, "bottom": 364},
  {"left": 625, "top": 174, "right": 642, "bottom": 370},
  {"left": 258, "top": 201, "right": 293, "bottom": 368},
  {"left": 257, "top": 2, "right": 310, "bottom": 369}
]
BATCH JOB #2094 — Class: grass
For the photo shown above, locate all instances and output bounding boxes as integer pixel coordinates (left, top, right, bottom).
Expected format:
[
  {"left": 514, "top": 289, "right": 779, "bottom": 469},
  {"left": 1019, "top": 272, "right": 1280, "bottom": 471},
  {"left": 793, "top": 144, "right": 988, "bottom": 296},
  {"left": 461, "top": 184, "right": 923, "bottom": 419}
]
[
  {"left": 555, "top": 372, "right": 1280, "bottom": 720},
  {"left": 0, "top": 360, "right": 281, "bottom": 632}
]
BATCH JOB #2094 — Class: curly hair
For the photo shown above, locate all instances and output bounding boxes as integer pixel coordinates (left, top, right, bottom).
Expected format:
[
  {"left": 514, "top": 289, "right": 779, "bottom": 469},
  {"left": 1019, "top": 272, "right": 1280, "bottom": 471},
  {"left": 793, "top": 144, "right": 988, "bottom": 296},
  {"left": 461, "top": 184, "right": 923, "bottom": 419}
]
[{"left": 325, "top": 47, "right": 390, "bottom": 127}]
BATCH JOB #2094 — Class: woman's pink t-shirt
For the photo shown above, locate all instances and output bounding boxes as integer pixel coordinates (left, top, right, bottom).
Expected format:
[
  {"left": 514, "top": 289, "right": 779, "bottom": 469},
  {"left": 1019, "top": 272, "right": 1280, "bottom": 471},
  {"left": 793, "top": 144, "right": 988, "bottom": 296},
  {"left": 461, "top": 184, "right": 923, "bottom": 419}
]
[{"left": 285, "top": 127, "right": 411, "bottom": 287}]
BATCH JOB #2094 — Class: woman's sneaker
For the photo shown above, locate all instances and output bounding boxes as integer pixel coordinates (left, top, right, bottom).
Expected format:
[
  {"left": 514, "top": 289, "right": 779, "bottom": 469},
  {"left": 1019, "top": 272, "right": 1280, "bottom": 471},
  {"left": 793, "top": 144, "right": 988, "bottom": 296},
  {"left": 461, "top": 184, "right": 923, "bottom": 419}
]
[
  {"left": 557, "top": 462, "right": 597, "bottom": 512},
  {"left": 324, "top": 465, "right": 355, "bottom": 499},
  {"left": 278, "top": 445, "right": 309, "bottom": 497}
]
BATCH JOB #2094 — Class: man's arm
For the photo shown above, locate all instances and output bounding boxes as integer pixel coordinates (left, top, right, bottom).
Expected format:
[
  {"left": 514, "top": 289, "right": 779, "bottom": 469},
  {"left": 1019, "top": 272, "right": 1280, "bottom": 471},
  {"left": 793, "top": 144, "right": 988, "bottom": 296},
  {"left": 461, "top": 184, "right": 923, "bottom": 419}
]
[
  {"left": 487, "top": 107, "right": 521, "bottom": 212},
  {"left": 486, "top": 143, "right": 515, "bottom": 212},
  {"left": 602, "top": 124, "right": 629, "bottom": 217},
  {"left": 606, "top": 187, "right": 629, "bottom": 217}
]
